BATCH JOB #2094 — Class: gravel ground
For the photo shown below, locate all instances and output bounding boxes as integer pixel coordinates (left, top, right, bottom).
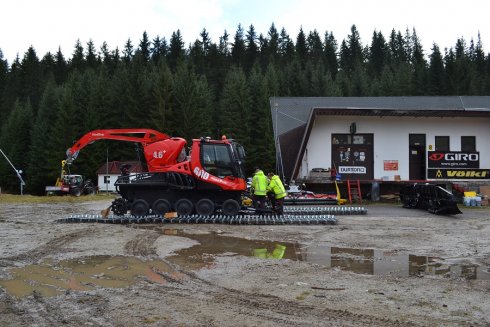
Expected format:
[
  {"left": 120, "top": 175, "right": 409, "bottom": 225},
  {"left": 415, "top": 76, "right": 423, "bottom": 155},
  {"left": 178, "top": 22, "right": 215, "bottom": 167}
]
[{"left": 0, "top": 198, "right": 489, "bottom": 327}]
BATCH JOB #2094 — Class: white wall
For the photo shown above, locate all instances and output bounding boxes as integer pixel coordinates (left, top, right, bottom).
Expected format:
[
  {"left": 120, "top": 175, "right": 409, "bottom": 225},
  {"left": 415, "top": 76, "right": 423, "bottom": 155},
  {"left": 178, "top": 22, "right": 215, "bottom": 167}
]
[
  {"left": 298, "top": 115, "right": 490, "bottom": 180},
  {"left": 97, "top": 174, "right": 118, "bottom": 192}
]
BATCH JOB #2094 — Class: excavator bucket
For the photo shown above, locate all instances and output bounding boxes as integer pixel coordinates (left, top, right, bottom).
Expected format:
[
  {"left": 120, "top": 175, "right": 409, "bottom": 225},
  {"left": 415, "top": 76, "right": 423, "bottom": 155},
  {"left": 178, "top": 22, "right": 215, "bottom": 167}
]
[{"left": 400, "top": 183, "right": 462, "bottom": 215}]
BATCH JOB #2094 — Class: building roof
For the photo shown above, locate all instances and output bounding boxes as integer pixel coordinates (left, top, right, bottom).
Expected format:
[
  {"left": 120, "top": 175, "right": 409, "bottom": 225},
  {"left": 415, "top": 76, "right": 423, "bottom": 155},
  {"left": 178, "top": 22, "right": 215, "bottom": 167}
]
[
  {"left": 96, "top": 161, "right": 146, "bottom": 175},
  {"left": 270, "top": 96, "right": 490, "bottom": 182}
]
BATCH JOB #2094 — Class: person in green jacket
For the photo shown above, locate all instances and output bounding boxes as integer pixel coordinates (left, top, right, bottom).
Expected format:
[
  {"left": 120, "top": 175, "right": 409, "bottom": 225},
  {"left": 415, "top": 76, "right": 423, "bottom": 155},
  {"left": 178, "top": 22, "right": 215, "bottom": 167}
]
[
  {"left": 267, "top": 172, "right": 287, "bottom": 215},
  {"left": 251, "top": 167, "right": 268, "bottom": 210}
]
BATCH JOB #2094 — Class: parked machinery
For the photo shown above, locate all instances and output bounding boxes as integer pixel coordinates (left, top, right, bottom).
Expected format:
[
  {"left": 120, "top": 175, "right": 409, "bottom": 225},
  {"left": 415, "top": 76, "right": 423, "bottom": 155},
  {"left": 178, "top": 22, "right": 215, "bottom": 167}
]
[
  {"left": 65, "top": 129, "right": 247, "bottom": 216},
  {"left": 45, "top": 160, "right": 96, "bottom": 196},
  {"left": 399, "top": 183, "right": 462, "bottom": 215}
]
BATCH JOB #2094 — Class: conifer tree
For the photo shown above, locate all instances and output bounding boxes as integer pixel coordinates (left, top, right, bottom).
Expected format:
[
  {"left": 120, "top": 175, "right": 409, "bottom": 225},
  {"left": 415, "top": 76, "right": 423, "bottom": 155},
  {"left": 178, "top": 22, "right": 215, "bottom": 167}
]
[
  {"left": 0, "top": 100, "right": 33, "bottom": 192},
  {"left": 123, "top": 38, "right": 134, "bottom": 64},
  {"left": 307, "top": 30, "right": 323, "bottom": 64},
  {"left": 369, "top": 31, "right": 388, "bottom": 77},
  {"left": 19, "top": 47, "right": 42, "bottom": 114},
  {"left": 148, "top": 60, "right": 173, "bottom": 133},
  {"left": 245, "top": 25, "right": 258, "bottom": 73},
  {"left": 171, "top": 60, "right": 212, "bottom": 141},
  {"left": 86, "top": 39, "right": 98, "bottom": 69},
  {"left": 26, "top": 79, "right": 60, "bottom": 193},
  {"left": 295, "top": 27, "right": 307, "bottom": 67},
  {"left": 428, "top": 44, "right": 445, "bottom": 95},
  {"left": 323, "top": 31, "right": 338, "bottom": 76},
  {"left": 231, "top": 24, "right": 246, "bottom": 67},
  {"left": 151, "top": 36, "right": 168, "bottom": 63},
  {"left": 50, "top": 48, "right": 67, "bottom": 86},
  {"left": 138, "top": 31, "right": 151, "bottom": 63},
  {"left": 71, "top": 39, "right": 85, "bottom": 71},
  {"left": 168, "top": 30, "right": 185, "bottom": 71},
  {"left": 219, "top": 66, "right": 250, "bottom": 145},
  {"left": 279, "top": 28, "right": 295, "bottom": 66}
]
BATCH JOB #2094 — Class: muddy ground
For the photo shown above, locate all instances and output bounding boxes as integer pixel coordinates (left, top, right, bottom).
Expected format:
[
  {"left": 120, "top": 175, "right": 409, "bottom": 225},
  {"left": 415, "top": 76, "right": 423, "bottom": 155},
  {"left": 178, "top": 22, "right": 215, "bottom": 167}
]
[{"left": 0, "top": 198, "right": 489, "bottom": 327}]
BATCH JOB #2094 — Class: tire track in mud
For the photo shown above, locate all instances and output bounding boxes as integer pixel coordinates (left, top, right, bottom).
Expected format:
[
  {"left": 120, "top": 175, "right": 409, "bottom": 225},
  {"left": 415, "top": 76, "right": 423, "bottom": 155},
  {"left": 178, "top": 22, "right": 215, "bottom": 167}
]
[
  {"left": 139, "top": 266, "right": 417, "bottom": 327},
  {"left": 0, "top": 229, "right": 94, "bottom": 266},
  {"left": 124, "top": 231, "right": 160, "bottom": 256}
]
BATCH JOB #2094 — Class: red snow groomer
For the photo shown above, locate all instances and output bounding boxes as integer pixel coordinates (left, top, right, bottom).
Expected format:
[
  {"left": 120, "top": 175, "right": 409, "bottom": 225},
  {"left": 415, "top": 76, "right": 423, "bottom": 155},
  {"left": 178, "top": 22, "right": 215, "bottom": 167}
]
[{"left": 66, "top": 129, "right": 247, "bottom": 217}]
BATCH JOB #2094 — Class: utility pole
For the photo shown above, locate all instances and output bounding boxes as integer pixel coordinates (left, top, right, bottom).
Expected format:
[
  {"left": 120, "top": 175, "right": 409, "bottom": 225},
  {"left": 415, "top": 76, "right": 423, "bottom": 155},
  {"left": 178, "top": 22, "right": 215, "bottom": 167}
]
[{"left": 0, "top": 148, "right": 26, "bottom": 195}]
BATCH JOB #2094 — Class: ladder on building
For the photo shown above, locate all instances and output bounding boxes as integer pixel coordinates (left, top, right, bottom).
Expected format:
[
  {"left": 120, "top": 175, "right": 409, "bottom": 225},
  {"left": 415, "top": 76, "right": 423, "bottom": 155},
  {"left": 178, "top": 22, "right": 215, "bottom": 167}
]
[{"left": 347, "top": 179, "right": 362, "bottom": 204}]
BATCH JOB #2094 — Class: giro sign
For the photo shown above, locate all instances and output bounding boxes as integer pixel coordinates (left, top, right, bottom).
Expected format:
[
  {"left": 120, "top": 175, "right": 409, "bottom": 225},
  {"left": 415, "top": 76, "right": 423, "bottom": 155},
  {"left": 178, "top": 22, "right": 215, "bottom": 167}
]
[{"left": 428, "top": 151, "right": 480, "bottom": 169}]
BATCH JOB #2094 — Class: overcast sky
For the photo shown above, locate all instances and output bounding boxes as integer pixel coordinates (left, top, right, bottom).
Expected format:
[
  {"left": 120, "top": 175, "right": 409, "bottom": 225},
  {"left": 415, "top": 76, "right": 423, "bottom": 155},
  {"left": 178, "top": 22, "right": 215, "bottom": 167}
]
[{"left": 1, "top": 0, "right": 489, "bottom": 63}]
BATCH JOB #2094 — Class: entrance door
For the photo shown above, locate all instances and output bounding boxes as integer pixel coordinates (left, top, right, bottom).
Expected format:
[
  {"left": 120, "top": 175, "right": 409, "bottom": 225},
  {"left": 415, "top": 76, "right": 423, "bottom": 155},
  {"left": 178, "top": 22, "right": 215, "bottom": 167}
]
[
  {"left": 409, "top": 134, "right": 426, "bottom": 180},
  {"left": 331, "top": 134, "right": 374, "bottom": 180}
]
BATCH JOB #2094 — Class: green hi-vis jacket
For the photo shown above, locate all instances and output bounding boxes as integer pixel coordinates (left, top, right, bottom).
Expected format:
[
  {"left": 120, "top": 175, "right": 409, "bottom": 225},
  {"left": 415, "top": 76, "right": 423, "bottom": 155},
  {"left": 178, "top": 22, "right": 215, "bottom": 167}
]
[
  {"left": 252, "top": 170, "right": 268, "bottom": 195},
  {"left": 267, "top": 175, "right": 287, "bottom": 199}
]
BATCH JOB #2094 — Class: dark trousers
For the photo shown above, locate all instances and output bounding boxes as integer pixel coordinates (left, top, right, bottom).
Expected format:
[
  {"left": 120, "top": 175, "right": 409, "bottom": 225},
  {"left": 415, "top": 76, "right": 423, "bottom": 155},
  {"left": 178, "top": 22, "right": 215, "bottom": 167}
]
[
  {"left": 268, "top": 193, "right": 284, "bottom": 215},
  {"left": 253, "top": 195, "right": 267, "bottom": 210}
]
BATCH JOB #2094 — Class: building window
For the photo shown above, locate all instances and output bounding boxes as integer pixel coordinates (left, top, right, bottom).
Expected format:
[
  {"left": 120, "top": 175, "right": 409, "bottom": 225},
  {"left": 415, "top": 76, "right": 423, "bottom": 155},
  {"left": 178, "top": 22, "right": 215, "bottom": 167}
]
[
  {"left": 461, "top": 136, "right": 476, "bottom": 152},
  {"left": 435, "top": 136, "right": 449, "bottom": 151}
]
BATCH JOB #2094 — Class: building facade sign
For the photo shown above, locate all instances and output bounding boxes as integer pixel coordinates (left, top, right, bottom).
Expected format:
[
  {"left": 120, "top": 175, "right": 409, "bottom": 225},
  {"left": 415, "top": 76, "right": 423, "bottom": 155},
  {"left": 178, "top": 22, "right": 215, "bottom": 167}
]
[
  {"left": 384, "top": 160, "right": 399, "bottom": 171},
  {"left": 331, "top": 133, "right": 374, "bottom": 180},
  {"left": 428, "top": 151, "right": 480, "bottom": 169},
  {"left": 427, "top": 169, "right": 490, "bottom": 179}
]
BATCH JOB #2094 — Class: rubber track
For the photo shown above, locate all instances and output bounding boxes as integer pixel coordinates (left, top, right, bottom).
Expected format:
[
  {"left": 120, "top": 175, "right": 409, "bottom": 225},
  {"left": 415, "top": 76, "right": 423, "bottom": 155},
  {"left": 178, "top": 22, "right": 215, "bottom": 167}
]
[
  {"left": 55, "top": 206, "right": 366, "bottom": 225},
  {"left": 56, "top": 214, "right": 337, "bottom": 225}
]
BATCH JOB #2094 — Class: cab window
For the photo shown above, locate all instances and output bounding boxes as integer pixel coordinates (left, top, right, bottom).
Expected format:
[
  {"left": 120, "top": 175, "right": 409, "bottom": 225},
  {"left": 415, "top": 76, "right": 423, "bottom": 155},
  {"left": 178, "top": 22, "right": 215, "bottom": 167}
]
[{"left": 202, "top": 143, "right": 234, "bottom": 178}]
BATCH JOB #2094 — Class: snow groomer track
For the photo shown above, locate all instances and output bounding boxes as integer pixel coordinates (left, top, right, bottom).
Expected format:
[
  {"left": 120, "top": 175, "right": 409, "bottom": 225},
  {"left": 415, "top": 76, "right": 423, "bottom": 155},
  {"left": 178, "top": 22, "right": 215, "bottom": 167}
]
[{"left": 57, "top": 206, "right": 367, "bottom": 225}]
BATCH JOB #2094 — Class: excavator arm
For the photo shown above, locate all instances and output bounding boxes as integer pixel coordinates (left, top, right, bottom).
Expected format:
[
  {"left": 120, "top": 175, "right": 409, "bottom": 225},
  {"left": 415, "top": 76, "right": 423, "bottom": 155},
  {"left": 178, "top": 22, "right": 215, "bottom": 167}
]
[{"left": 66, "top": 129, "right": 171, "bottom": 164}]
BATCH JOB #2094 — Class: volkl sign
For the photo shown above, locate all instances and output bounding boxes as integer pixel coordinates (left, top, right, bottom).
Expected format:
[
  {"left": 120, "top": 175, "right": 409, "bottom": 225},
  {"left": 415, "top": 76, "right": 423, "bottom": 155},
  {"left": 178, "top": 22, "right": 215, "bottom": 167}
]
[
  {"left": 428, "top": 151, "right": 480, "bottom": 169},
  {"left": 428, "top": 169, "right": 490, "bottom": 179}
]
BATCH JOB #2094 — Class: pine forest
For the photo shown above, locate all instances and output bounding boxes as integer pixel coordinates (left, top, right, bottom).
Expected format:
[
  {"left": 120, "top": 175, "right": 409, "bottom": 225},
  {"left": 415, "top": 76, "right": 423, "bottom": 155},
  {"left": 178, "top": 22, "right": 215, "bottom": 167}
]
[{"left": 1, "top": 24, "right": 490, "bottom": 194}]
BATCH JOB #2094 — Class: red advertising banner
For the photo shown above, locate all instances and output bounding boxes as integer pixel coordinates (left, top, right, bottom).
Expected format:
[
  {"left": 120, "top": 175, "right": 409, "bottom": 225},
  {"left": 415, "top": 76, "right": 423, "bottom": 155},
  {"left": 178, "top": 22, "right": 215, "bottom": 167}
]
[{"left": 384, "top": 160, "right": 398, "bottom": 171}]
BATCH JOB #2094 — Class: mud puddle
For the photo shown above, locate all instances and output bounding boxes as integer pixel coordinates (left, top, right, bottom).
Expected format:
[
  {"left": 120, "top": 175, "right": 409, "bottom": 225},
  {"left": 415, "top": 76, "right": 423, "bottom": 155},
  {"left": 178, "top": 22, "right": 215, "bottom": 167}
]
[
  {"left": 159, "top": 228, "right": 490, "bottom": 280},
  {"left": 0, "top": 256, "right": 181, "bottom": 298}
]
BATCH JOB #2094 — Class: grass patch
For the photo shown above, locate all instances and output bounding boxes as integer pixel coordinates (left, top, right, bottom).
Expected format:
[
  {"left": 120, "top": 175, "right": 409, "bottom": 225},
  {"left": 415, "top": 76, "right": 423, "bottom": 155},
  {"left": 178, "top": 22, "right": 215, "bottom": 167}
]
[{"left": 0, "top": 193, "right": 116, "bottom": 204}]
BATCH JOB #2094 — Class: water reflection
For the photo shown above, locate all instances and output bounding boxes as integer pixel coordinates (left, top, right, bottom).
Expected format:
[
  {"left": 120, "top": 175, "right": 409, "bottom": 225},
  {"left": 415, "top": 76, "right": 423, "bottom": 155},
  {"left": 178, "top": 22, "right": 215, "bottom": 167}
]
[
  {"left": 0, "top": 256, "right": 178, "bottom": 298},
  {"left": 161, "top": 229, "right": 490, "bottom": 280}
]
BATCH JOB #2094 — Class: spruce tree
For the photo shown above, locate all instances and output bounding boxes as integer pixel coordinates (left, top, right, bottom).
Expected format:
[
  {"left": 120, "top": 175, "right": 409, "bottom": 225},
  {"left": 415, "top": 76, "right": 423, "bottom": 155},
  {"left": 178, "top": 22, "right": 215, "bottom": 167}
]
[
  {"left": 428, "top": 44, "right": 445, "bottom": 95},
  {"left": 151, "top": 36, "right": 168, "bottom": 64},
  {"left": 369, "top": 31, "right": 388, "bottom": 77},
  {"left": 245, "top": 25, "right": 258, "bottom": 73},
  {"left": 26, "top": 79, "right": 60, "bottom": 194},
  {"left": 295, "top": 27, "right": 307, "bottom": 68},
  {"left": 219, "top": 66, "right": 250, "bottom": 146},
  {"left": 307, "top": 30, "right": 323, "bottom": 64},
  {"left": 148, "top": 60, "right": 173, "bottom": 133},
  {"left": 123, "top": 38, "right": 134, "bottom": 64},
  {"left": 86, "top": 39, "right": 98, "bottom": 69},
  {"left": 53, "top": 47, "right": 68, "bottom": 85},
  {"left": 168, "top": 30, "right": 185, "bottom": 71},
  {"left": 70, "top": 39, "right": 85, "bottom": 71},
  {"left": 0, "top": 100, "right": 33, "bottom": 192},
  {"left": 138, "top": 31, "right": 151, "bottom": 63},
  {"left": 231, "top": 24, "right": 246, "bottom": 67},
  {"left": 279, "top": 28, "right": 295, "bottom": 66},
  {"left": 171, "top": 60, "right": 212, "bottom": 141},
  {"left": 323, "top": 31, "right": 338, "bottom": 76},
  {"left": 19, "top": 47, "right": 42, "bottom": 114}
]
